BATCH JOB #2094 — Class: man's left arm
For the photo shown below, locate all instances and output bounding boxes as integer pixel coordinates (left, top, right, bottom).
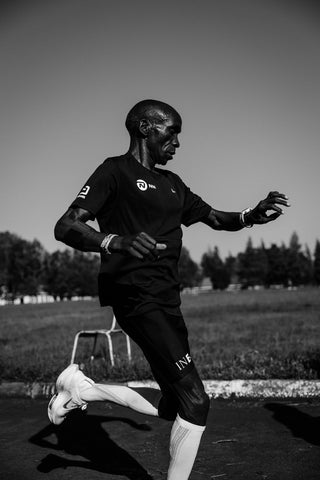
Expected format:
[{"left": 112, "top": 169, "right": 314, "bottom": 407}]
[{"left": 202, "top": 191, "right": 290, "bottom": 231}]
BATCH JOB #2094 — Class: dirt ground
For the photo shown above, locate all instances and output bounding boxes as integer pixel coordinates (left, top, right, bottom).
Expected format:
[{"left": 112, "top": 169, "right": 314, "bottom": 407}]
[{"left": 0, "top": 397, "right": 319, "bottom": 480}]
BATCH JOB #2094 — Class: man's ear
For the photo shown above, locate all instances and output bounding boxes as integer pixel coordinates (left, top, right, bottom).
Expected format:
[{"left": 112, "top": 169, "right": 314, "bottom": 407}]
[{"left": 139, "top": 118, "right": 152, "bottom": 137}]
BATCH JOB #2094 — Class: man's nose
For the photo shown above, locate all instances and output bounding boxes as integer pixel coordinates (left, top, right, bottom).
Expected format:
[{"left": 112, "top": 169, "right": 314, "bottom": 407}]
[{"left": 173, "top": 134, "right": 180, "bottom": 148}]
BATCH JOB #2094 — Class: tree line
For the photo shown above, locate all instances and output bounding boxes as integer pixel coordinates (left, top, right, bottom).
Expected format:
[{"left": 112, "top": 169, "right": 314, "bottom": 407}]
[
  {"left": 183, "top": 232, "right": 320, "bottom": 290},
  {"left": 0, "top": 232, "right": 99, "bottom": 302},
  {"left": 0, "top": 231, "right": 319, "bottom": 303}
]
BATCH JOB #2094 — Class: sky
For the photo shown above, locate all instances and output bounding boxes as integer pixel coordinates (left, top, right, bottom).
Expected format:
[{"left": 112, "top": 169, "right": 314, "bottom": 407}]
[{"left": 1, "top": 0, "right": 319, "bottom": 262}]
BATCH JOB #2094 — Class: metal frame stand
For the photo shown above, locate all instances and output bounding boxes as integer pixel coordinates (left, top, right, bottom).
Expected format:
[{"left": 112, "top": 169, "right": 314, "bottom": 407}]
[{"left": 70, "top": 315, "right": 132, "bottom": 366}]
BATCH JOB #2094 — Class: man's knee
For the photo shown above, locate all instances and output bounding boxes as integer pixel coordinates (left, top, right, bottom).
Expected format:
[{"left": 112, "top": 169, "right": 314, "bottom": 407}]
[
  {"left": 158, "top": 395, "right": 179, "bottom": 421},
  {"left": 179, "top": 388, "right": 210, "bottom": 426},
  {"left": 173, "top": 370, "right": 210, "bottom": 426}
]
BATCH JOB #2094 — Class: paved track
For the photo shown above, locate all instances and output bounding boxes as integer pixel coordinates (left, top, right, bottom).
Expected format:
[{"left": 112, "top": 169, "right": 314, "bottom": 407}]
[{"left": 0, "top": 398, "right": 319, "bottom": 480}]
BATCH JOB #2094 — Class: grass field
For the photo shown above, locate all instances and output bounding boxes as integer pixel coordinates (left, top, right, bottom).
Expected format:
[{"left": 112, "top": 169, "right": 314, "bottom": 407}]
[{"left": 0, "top": 287, "right": 320, "bottom": 383}]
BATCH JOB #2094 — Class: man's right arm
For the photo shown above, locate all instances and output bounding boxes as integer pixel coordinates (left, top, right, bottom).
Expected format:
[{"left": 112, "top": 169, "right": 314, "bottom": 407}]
[
  {"left": 54, "top": 207, "right": 105, "bottom": 252},
  {"left": 55, "top": 207, "right": 166, "bottom": 259}
]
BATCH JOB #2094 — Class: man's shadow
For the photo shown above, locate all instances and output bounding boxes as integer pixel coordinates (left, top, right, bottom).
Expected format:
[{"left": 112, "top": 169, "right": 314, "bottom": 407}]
[
  {"left": 264, "top": 402, "right": 320, "bottom": 446},
  {"left": 29, "top": 409, "right": 155, "bottom": 479}
]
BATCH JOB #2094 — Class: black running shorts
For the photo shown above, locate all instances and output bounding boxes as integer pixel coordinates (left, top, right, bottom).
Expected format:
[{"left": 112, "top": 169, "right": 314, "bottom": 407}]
[{"left": 113, "top": 308, "right": 195, "bottom": 384}]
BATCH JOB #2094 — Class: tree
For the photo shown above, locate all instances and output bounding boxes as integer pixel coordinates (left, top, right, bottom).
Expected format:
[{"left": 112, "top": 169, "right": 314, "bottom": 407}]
[
  {"left": 178, "top": 246, "right": 201, "bottom": 290},
  {"left": 201, "top": 246, "right": 230, "bottom": 290},
  {"left": 287, "top": 232, "right": 313, "bottom": 286},
  {"left": 314, "top": 240, "right": 320, "bottom": 285},
  {"left": 237, "top": 238, "right": 268, "bottom": 288},
  {"left": 0, "top": 231, "right": 19, "bottom": 292},
  {"left": 225, "top": 253, "right": 237, "bottom": 284},
  {"left": 5, "top": 237, "right": 45, "bottom": 302},
  {"left": 43, "top": 249, "right": 100, "bottom": 300},
  {"left": 265, "top": 243, "right": 288, "bottom": 287},
  {"left": 69, "top": 251, "right": 99, "bottom": 297},
  {"left": 43, "top": 250, "right": 74, "bottom": 300},
  {"left": 303, "top": 245, "right": 313, "bottom": 285}
]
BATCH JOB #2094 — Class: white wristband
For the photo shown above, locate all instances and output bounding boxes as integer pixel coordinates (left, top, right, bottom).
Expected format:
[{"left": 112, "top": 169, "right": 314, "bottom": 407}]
[
  {"left": 240, "top": 208, "right": 253, "bottom": 228},
  {"left": 100, "top": 234, "right": 118, "bottom": 254}
]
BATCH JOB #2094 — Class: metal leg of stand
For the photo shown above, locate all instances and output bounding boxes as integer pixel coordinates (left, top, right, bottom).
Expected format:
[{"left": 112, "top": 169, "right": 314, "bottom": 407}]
[
  {"left": 71, "top": 328, "right": 132, "bottom": 368},
  {"left": 90, "top": 333, "right": 99, "bottom": 363},
  {"left": 125, "top": 334, "right": 132, "bottom": 362},
  {"left": 106, "top": 333, "right": 115, "bottom": 366},
  {"left": 70, "top": 332, "right": 81, "bottom": 364}
]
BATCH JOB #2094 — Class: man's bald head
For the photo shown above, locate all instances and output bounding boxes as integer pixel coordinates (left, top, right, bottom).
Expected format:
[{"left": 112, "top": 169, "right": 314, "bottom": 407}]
[{"left": 125, "top": 99, "right": 181, "bottom": 137}]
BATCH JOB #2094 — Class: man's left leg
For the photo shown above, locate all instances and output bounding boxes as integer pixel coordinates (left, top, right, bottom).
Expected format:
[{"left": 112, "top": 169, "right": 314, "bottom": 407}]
[
  {"left": 130, "top": 317, "right": 209, "bottom": 480},
  {"left": 115, "top": 309, "right": 210, "bottom": 480}
]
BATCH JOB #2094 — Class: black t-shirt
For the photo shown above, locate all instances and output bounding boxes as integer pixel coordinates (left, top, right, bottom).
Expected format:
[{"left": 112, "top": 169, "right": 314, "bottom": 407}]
[{"left": 70, "top": 153, "right": 211, "bottom": 315}]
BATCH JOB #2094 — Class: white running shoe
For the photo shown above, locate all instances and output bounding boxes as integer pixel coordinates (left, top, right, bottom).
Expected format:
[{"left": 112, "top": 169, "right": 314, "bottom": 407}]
[{"left": 48, "top": 364, "right": 94, "bottom": 425}]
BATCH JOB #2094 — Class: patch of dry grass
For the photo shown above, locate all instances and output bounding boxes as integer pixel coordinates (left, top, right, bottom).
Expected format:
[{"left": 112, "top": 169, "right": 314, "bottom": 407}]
[{"left": 0, "top": 288, "right": 319, "bottom": 382}]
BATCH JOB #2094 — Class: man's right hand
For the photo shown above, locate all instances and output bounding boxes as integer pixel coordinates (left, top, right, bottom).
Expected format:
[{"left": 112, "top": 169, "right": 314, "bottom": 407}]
[{"left": 109, "top": 232, "right": 166, "bottom": 260}]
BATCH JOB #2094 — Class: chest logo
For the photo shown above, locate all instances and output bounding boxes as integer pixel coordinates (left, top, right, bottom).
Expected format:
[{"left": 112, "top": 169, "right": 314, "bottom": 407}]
[
  {"left": 136, "top": 179, "right": 157, "bottom": 191},
  {"left": 136, "top": 179, "right": 148, "bottom": 191}
]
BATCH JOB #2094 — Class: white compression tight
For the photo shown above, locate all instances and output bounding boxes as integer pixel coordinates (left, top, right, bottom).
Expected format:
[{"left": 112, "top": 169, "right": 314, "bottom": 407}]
[
  {"left": 80, "top": 382, "right": 205, "bottom": 480},
  {"left": 80, "top": 382, "right": 158, "bottom": 416}
]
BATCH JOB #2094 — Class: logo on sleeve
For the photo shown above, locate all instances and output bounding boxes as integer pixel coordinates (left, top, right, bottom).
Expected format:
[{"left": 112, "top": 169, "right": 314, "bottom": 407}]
[{"left": 77, "top": 185, "right": 90, "bottom": 199}]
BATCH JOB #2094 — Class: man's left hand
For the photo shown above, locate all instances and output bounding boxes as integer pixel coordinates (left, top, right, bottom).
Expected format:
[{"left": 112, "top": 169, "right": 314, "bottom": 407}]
[{"left": 247, "top": 191, "right": 290, "bottom": 225}]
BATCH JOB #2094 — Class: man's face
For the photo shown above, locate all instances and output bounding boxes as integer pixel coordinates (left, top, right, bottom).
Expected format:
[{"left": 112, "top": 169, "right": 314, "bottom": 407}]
[{"left": 146, "top": 111, "right": 181, "bottom": 166}]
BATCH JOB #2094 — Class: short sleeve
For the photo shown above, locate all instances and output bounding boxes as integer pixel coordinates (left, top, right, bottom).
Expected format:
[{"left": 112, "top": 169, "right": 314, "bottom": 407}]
[
  {"left": 181, "top": 184, "right": 212, "bottom": 227},
  {"left": 69, "top": 160, "right": 118, "bottom": 218}
]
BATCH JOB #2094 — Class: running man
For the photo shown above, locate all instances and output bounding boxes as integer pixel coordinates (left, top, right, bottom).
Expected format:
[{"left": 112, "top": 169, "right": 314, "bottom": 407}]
[{"left": 48, "top": 99, "right": 290, "bottom": 479}]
